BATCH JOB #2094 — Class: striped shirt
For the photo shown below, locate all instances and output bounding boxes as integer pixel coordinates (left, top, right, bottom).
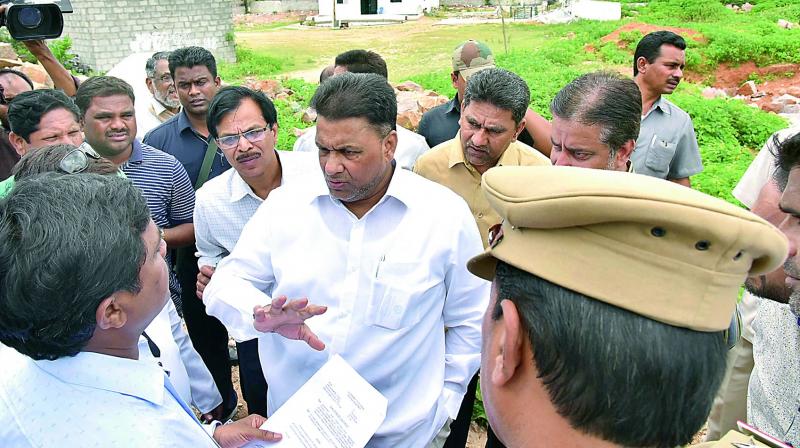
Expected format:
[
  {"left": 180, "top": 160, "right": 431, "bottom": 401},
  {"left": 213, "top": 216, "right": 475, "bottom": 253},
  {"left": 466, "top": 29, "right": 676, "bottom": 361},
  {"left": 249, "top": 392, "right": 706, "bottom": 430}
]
[{"left": 122, "top": 139, "right": 195, "bottom": 310}]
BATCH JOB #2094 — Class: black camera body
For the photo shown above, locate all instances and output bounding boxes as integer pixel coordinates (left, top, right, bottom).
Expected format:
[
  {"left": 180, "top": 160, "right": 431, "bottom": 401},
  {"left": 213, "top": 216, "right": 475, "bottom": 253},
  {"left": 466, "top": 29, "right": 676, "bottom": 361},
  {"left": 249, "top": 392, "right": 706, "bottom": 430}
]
[{"left": 0, "top": 0, "right": 73, "bottom": 41}]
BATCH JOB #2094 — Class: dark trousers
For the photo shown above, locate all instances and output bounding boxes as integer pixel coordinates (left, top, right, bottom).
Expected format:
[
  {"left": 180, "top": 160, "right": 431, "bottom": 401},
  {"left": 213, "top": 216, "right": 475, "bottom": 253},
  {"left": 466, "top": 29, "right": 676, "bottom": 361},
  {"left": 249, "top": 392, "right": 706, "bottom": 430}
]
[
  {"left": 443, "top": 373, "right": 507, "bottom": 448},
  {"left": 178, "top": 247, "right": 269, "bottom": 416},
  {"left": 444, "top": 373, "right": 479, "bottom": 448},
  {"left": 236, "top": 338, "right": 269, "bottom": 416},
  {"left": 177, "top": 247, "right": 238, "bottom": 413}
]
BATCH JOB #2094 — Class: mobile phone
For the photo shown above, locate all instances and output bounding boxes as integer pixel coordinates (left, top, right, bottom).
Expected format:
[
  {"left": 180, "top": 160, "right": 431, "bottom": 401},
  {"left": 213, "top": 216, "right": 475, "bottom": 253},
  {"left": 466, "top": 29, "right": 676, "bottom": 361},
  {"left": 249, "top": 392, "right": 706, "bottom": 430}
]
[{"left": 737, "top": 420, "right": 793, "bottom": 448}]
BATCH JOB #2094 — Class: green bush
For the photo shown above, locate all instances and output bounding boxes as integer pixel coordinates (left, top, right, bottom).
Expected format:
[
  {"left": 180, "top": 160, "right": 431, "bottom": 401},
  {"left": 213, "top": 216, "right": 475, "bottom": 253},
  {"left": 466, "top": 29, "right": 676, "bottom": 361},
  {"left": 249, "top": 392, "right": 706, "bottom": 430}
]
[
  {"left": 219, "top": 46, "right": 286, "bottom": 84},
  {"left": 647, "top": 0, "right": 731, "bottom": 22}
]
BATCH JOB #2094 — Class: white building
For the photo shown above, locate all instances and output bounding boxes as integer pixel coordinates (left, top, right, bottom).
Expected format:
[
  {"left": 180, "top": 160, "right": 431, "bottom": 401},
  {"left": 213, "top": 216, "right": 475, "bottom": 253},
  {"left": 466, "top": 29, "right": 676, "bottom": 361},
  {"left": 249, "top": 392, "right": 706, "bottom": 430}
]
[{"left": 316, "top": 0, "right": 439, "bottom": 23}]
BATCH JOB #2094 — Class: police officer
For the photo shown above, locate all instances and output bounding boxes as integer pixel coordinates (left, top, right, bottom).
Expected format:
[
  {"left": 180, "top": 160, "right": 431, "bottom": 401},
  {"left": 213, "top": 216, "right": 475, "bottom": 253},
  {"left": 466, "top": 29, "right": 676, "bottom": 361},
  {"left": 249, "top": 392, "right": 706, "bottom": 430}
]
[{"left": 466, "top": 166, "right": 787, "bottom": 448}]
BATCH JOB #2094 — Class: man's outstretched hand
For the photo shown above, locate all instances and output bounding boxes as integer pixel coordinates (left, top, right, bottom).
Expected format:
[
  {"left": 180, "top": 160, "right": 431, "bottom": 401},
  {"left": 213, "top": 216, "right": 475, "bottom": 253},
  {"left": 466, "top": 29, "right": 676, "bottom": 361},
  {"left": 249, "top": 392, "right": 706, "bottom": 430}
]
[
  {"left": 253, "top": 296, "right": 327, "bottom": 351},
  {"left": 213, "top": 414, "right": 281, "bottom": 447}
]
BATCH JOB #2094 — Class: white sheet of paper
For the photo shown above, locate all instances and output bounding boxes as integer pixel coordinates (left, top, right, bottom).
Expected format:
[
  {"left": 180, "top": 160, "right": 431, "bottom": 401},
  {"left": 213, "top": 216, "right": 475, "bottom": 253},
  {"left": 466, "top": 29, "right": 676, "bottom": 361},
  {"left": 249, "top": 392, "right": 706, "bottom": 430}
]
[{"left": 243, "top": 354, "right": 388, "bottom": 448}]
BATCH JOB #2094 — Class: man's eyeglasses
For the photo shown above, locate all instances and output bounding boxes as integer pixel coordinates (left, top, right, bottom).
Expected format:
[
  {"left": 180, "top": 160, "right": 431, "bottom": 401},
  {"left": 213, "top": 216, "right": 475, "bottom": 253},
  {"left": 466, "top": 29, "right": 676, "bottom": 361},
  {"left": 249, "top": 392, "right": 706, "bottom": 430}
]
[
  {"left": 153, "top": 74, "right": 173, "bottom": 84},
  {"left": 215, "top": 126, "right": 272, "bottom": 150},
  {"left": 59, "top": 149, "right": 100, "bottom": 174}
]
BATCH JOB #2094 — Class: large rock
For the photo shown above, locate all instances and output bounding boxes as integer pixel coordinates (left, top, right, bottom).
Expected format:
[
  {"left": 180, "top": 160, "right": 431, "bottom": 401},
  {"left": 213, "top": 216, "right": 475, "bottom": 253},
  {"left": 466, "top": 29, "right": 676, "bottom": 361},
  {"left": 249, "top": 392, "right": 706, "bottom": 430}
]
[
  {"left": 737, "top": 80, "right": 758, "bottom": 97},
  {"left": 393, "top": 85, "right": 449, "bottom": 131},
  {"left": 0, "top": 43, "right": 17, "bottom": 61},
  {"left": 243, "top": 78, "right": 284, "bottom": 98},
  {"left": 778, "top": 19, "right": 795, "bottom": 29},
  {"left": 741, "top": 2, "right": 753, "bottom": 12},
  {"left": 20, "top": 62, "right": 53, "bottom": 88}
]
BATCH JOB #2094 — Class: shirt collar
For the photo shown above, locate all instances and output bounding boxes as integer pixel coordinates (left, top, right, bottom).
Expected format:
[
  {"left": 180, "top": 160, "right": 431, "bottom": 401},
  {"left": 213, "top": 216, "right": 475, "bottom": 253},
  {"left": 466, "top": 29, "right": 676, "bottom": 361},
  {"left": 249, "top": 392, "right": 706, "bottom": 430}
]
[
  {"left": 128, "top": 139, "right": 144, "bottom": 164},
  {"left": 33, "top": 350, "right": 167, "bottom": 406},
  {"left": 150, "top": 96, "right": 168, "bottom": 116},
  {"left": 177, "top": 110, "right": 195, "bottom": 134},
  {"left": 229, "top": 150, "right": 288, "bottom": 203},
  {"left": 310, "top": 160, "right": 412, "bottom": 210},
  {"left": 445, "top": 96, "right": 460, "bottom": 115},
  {"left": 648, "top": 96, "right": 671, "bottom": 117}
]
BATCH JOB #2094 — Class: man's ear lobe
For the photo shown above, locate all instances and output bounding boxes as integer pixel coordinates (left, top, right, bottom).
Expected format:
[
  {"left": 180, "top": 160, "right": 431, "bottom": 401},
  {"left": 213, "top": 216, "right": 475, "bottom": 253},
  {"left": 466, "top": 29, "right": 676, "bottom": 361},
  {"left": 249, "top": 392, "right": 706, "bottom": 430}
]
[
  {"left": 8, "top": 132, "right": 27, "bottom": 156},
  {"left": 96, "top": 296, "right": 127, "bottom": 330},
  {"left": 490, "top": 299, "right": 525, "bottom": 387}
]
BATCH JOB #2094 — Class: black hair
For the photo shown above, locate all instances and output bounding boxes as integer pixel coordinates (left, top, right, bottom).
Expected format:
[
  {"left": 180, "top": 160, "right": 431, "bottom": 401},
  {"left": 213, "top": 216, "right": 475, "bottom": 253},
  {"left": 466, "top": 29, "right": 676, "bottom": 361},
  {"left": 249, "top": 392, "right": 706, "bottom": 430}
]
[
  {"left": 0, "top": 173, "right": 150, "bottom": 360},
  {"left": 145, "top": 51, "right": 171, "bottom": 79},
  {"left": 74, "top": 76, "right": 135, "bottom": 117},
  {"left": 633, "top": 30, "right": 687, "bottom": 76},
  {"left": 492, "top": 261, "right": 727, "bottom": 448},
  {"left": 463, "top": 68, "right": 530, "bottom": 125},
  {"left": 334, "top": 49, "right": 388, "bottom": 79},
  {"left": 550, "top": 71, "right": 642, "bottom": 154},
  {"left": 310, "top": 72, "right": 396, "bottom": 136},
  {"left": 207, "top": 86, "right": 278, "bottom": 139},
  {"left": 8, "top": 89, "right": 80, "bottom": 142},
  {"left": 169, "top": 46, "right": 218, "bottom": 79},
  {"left": 772, "top": 131, "right": 800, "bottom": 191}
]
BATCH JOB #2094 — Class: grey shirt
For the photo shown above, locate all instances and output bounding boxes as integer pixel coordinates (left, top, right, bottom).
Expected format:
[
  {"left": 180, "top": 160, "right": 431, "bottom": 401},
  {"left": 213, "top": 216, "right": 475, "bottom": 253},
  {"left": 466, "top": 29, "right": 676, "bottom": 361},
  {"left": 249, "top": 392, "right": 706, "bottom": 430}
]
[
  {"left": 748, "top": 298, "right": 800, "bottom": 445},
  {"left": 632, "top": 96, "right": 703, "bottom": 180}
]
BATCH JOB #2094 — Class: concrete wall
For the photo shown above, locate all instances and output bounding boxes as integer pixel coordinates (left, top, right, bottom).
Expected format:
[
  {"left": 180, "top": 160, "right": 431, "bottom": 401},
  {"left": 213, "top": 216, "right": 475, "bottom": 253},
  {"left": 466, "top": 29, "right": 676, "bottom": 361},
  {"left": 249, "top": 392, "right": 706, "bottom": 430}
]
[
  {"left": 318, "top": 0, "right": 436, "bottom": 18},
  {"left": 63, "top": 0, "right": 236, "bottom": 72}
]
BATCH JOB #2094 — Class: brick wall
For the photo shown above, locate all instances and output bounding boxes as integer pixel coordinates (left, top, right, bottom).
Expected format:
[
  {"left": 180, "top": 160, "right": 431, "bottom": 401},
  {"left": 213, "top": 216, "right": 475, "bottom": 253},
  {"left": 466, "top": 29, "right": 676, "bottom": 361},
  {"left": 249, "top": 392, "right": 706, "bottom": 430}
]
[{"left": 62, "top": 0, "right": 236, "bottom": 72}]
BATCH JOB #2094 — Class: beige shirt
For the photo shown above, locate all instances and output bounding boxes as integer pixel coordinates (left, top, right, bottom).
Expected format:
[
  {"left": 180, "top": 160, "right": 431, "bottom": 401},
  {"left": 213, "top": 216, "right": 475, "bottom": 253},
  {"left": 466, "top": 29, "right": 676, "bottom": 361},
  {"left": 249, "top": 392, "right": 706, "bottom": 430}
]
[{"left": 414, "top": 133, "right": 551, "bottom": 247}]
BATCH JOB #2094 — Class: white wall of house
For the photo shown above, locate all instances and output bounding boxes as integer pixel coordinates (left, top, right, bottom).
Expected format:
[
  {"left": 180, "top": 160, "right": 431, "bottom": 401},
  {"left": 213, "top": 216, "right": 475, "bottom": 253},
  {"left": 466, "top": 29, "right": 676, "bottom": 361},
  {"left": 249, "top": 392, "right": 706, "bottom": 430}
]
[{"left": 319, "top": 0, "right": 438, "bottom": 18}]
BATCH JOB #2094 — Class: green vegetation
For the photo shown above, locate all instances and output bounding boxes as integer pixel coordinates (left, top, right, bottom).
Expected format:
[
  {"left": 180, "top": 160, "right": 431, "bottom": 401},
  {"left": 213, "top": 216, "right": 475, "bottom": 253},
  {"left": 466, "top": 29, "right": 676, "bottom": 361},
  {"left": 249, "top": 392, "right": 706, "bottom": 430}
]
[
  {"left": 218, "top": 46, "right": 287, "bottom": 84},
  {"left": 230, "top": 2, "right": 796, "bottom": 425}
]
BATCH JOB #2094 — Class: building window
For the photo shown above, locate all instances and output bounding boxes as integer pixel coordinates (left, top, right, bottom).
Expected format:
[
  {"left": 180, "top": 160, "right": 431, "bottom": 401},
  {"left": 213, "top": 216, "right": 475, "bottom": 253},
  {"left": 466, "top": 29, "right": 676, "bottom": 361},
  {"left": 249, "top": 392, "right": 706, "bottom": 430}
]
[
  {"left": 390, "top": 0, "right": 401, "bottom": 3},
  {"left": 337, "top": 0, "right": 343, "bottom": 4}
]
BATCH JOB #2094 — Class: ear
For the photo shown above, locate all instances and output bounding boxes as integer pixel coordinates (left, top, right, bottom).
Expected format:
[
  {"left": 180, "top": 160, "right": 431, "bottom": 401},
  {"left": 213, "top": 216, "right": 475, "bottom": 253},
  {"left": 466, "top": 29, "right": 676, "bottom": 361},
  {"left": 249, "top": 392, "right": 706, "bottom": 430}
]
[
  {"left": 145, "top": 78, "right": 155, "bottom": 94},
  {"left": 8, "top": 132, "right": 28, "bottom": 156},
  {"left": 513, "top": 118, "right": 527, "bottom": 141},
  {"left": 95, "top": 296, "right": 127, "bottom": 330},
  {"left": 450, "top": 72, "right": 459, "bottom": 89},
  {"left": 383, "top": 129, "right": 398, "bottom": 162},
  {"left": 270, "top": 123, "right": 279, "bottom": 138},
  {"left": 214, "top": 76, "right": 222, "bottom": 87},
  {"left": 490, "top": 299, "right": 525, "bottom": 387},
  {"left": 636, "top": 56, "right": 649, "bottom": 75},
  {"left": 615, "top": 139, "right": 635, "bottom": 170}
]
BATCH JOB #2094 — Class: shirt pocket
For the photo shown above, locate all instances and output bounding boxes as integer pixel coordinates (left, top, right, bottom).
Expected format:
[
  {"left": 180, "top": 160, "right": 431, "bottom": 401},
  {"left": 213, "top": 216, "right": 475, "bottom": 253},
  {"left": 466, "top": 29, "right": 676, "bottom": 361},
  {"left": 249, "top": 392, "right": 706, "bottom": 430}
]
[
  {"left": 644, "top": 135, "right": 677, "bottom": 177},
  {"left": 367, "top": 261, "right": 426, "bottom": 330}
]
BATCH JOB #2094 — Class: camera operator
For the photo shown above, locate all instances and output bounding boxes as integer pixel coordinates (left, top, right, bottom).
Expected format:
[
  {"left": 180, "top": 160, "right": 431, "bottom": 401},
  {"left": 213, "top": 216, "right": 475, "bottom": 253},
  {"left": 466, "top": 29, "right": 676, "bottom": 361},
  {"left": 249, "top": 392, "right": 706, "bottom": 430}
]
[{"left": 0, "top": 4, "right": 79, "bottom": 181}]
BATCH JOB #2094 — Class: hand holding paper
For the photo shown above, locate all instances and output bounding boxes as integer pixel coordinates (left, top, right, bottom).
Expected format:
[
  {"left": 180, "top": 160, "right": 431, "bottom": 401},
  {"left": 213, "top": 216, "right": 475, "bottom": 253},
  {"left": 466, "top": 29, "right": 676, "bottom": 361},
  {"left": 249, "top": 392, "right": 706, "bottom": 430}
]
[{"left": 253, "top": 296, "right": 327, "bottom": 351}]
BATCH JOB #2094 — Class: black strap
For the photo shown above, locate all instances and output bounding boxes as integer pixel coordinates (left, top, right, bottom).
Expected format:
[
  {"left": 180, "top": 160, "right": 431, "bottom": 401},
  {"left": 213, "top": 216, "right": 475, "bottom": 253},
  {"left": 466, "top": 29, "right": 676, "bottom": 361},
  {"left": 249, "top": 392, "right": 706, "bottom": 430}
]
[
  {"left": 142, "top": 331, "right": 161, "bottom": 358},
  {"left": 194, "top": 138, "right": 218, "bottom": 191}
]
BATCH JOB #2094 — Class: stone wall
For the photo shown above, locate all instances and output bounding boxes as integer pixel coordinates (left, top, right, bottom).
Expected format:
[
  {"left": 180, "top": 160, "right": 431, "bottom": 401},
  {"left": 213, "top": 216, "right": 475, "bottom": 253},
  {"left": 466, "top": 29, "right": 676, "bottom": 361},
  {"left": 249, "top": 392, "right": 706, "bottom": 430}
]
[{"left": 62, "top": 0, "right": 236, "bottom": 72}]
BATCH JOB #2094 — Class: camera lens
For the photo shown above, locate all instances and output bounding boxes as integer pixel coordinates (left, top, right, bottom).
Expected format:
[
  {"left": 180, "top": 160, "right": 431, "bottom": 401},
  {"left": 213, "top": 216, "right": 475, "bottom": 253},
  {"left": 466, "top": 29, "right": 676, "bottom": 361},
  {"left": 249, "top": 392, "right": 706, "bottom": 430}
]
[{"left": 17, "top": 7, "right": 43, "bottom": 29}]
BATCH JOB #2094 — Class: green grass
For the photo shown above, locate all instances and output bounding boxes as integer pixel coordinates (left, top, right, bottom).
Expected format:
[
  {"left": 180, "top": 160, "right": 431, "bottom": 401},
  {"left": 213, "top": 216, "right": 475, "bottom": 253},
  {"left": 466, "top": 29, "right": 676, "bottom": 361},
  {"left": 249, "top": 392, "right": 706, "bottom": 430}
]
[{"left": 218, "top": 46, "right": 288, "bottom": 85}]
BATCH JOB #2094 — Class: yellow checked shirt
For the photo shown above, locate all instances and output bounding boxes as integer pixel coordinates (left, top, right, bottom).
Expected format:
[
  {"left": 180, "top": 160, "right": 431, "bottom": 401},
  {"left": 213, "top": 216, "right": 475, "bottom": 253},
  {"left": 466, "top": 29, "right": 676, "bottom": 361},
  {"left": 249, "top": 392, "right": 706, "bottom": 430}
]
[{"left": 413, "top": 133, "right": 550, "bottom": 248}]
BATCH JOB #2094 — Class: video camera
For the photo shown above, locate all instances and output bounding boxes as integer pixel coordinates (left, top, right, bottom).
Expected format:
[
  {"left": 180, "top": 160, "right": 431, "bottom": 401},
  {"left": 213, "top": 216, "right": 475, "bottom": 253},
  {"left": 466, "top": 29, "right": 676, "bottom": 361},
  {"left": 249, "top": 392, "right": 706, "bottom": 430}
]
[{"left": 0, "top": 0, "right": 73, "bottom": 41}]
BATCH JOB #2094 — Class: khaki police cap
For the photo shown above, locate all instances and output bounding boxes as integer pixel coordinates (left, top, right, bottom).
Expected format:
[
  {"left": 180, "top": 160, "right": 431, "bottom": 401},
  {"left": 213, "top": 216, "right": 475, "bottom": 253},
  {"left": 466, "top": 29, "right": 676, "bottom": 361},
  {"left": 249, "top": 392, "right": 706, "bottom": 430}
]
[
  {"left": 467, "top": 166, "right": 788, "bottom": 332},
  {"left": 452, "top": 40, "right": 495, "bottom": 81}
]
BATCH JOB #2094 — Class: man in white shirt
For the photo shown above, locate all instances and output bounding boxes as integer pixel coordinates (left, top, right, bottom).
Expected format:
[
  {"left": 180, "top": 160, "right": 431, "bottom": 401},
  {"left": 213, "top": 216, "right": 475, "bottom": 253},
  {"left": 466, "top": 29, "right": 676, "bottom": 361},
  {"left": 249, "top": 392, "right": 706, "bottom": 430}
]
[
  {"left": 0, "top": 174, "right": 280, "bottom": 447},
  {"left": 137, "top": 51, "right": 181, "bottom": 139},
  {"left": 293, "top": 49, "right": 429, "bottom": 170},
  {"left": 204, "top": 73, "right": 488, "bottom": 447},
  {"left": 194, "top": 86, "right": 318, "bottom": 416},
  {"left": 738, "top": 128, "right": 800, "bottom": 445}
]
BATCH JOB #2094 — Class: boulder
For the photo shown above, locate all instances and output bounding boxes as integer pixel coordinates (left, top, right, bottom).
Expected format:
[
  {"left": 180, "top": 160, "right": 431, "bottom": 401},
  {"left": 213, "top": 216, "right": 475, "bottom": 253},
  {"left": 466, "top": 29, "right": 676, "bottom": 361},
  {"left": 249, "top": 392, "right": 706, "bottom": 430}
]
[
  {"left": 778, "top": 19, "right": 794, "bottom": 29},
  {"left": 736, "top": 80, "right": 758, "bottom": 97},
  {"left": 787, "top": 86, "right": 800, "bottom": 97},
  {"left": 395, "top": 80, "right": 424, "bottom": 92},
  {"left": 397, "top": 109, "right": 422, "bottom": 131},
  {"left": 0, "top": 43, "right": 17, "bottom": 61},
  {"left": 243, "top": 78, "right": 283, "bottom": 98},
  {"left": 418, "top": 94, "right": 448, "bottom": 110},
  {"left": 301, "top": 107, "right": 317, "bottom": 124},
  {"left": 774, "top": 94, "right": 800, "bottom": 106},
  {"left": 19, "top": 62, "right": 52, "bottom": 88},
  {"left": 741, "top": 2, "right": 753, "bottom": 12},
  {"left": 702, "top": 87, "right": 728, "bottom": 99}
]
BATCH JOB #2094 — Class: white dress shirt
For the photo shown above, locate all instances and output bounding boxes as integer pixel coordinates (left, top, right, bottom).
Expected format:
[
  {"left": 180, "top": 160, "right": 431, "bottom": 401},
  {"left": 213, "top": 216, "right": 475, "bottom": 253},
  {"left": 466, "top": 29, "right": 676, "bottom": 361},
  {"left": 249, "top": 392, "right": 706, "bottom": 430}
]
[
  {"left": 204, "top": 167, "right": 489, "bottom": 447},
  {"left": 0, "top": 344, "right": 218, "bottom": 447},
  {"left": 293, "top": 125, "right": 430, "bottom": 170},
  {"left": 194, "top": 150, "right": 320, "bottom": 269},
  {"left": 140, "top": 299, "right": 222, "bottom": 413}
]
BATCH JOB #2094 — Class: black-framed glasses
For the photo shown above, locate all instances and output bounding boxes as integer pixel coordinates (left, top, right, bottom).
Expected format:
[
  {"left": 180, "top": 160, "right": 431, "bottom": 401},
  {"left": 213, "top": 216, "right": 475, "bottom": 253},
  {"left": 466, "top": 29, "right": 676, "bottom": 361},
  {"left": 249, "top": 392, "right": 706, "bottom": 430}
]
[
  {"left": 215, "top": 126, "right": 271, "bottom": 150},
  {"left": 59, "top": 148, "right": 100, "bottom": 174}
]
